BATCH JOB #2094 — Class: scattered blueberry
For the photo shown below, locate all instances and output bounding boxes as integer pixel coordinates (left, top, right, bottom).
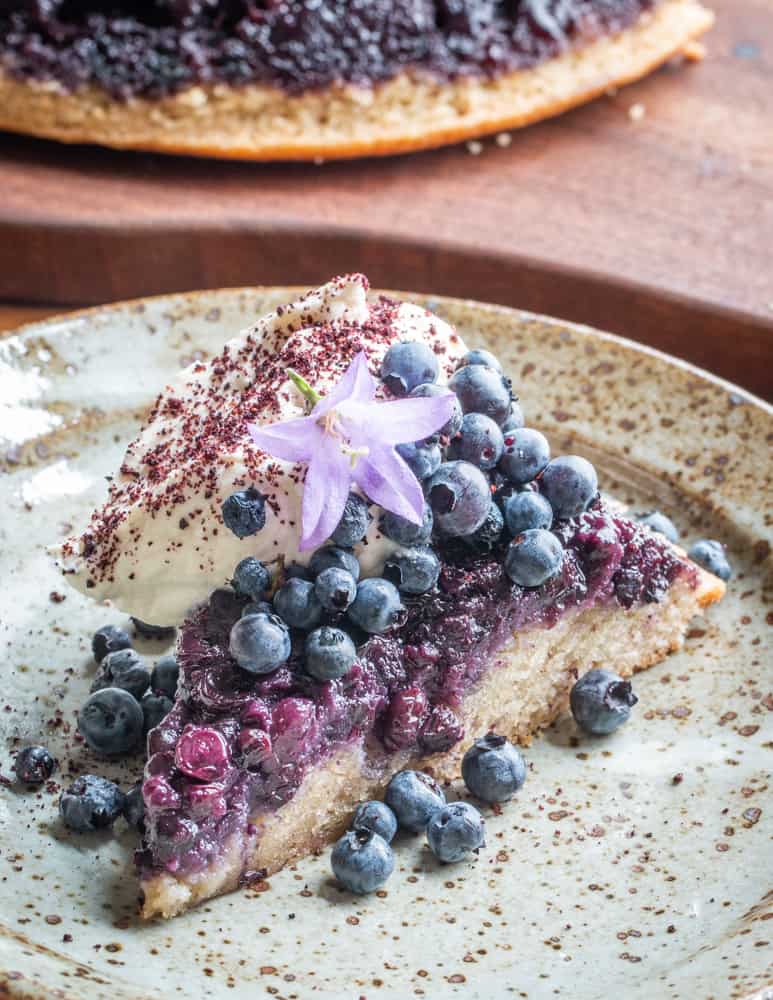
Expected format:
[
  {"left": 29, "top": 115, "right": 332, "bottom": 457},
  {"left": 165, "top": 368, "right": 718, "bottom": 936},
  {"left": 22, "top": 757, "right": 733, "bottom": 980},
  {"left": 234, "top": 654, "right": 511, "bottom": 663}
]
[
  {"left": 150, "top": 655, "right": 178, "bottom": 698},
  {"left": 331, "top": 828, "right": 395, "bottom": 894},
  {"left": 91, "top": 648, "right": 150, "bottom": 701},
  {"left": 381, "top": 341, "right": 439, "bottom": 396},
  {"left": 410, "top": 383, "right": 463, "bottom": 437},
  {"left": 305, "top": 626, "right": 358, "bottom": 680},
  {"left": 502, "top": 401, "right": 525, "bottom": 432},
  {"left": 383, "top": 545, "right": 440, "bottom": 594},
  {"left": 141, "top": 691, "right": 173, "bottom": 735},
  {"left": 221, "top": 487, "right": 266, "bottom": 538},
  {"left": 242, "top": 600, "right": 273, "bottom": 618},
  {"left": 503, "top": 491, "right": 553, "bottom": 536},
  {"left": 427, "top": 801, "right": 486, "bottom": 862},
  {"left": 123, "top": 782, "right": 145, "bottom": 830},
  {"left": 447, "top": 413, "right": 504, "bottom": 470},
  {"left": 426, "top": 461, "right": 492, "bottom": 537},
  {"left": 314, "top": 567, "right": 357, "bottom": 612},
  {"left": 385, "top": 770, "right": 446, "bottom": 833},
  {"left": 498, "top": 428, "right": 550, "bottom": 485},
  {"left": 274, "top": 578, "right": 323, "bottom": 630},
  {"left": 636, "top": 510, "right": 679, "bottom": 544},
  {"left": 461, "top": 734, "right": 526, "bottom": 803},
  {"left": 285, "top": 562, "right": 311, "bottom": 581},
  {"left": 232, "top": 557, "right": 271, "bottom": 599},
  {"left": 465, "top": 501, "right": 505, "bottom": 554},
  {"left": 131, "top": 618, "right": 176, "bottom": 640},
  {"left": 396, "top": 440, "right": 442, "bottom": 481},
  {"left": 688, "top": 539, "right": 732, "bottom": 581},
  {"left": 449, "top": 364, "right": 511, "bottom": 426},
  {"left": 330, "top": 493, "right": 371, "bottom": 548},
  {"left": 570, "top": 668, "right": 638, "bottom": 735},
  {"left": 504, "top": 529, "right": 564, "bottom": 588},
  {"left": 229, "top": 613, "right": 291, "bottom": 674},
  {"left": 539, "top": 455, "right": 598, "bottom": 520},
  {"left": 352, "top": 801, "right": 398, "bottom": 844},
  {"left": 14, "top": 745, "right": 56, "bottom": 785},
  {"left": 381, "top": 504, "right": 434, "bottom": 546},
  {"left": 91, "top": 624, "right": 131, "bottom": 664},
  {"left": 456, "top": 348, "right": 503, "bottom": 373},
  {"left": 60, "top": 774, "right": 126, "bottom": 833},
  {"left": 308, "top": 545, "right": 360, "bottom": 582},
  {"left": 78, "top": 687, "right": 144, "bottom": 755},
  {"left": 348, "top": 578, "right": 403, "bottom": 634}
]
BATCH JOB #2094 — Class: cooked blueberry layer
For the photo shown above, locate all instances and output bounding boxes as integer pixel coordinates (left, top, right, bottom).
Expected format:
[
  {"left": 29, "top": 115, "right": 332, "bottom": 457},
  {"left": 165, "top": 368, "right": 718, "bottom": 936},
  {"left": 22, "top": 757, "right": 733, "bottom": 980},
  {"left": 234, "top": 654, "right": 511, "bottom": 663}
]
[{"left": 0, "top": 0, "right": 657, "bottom": 100}]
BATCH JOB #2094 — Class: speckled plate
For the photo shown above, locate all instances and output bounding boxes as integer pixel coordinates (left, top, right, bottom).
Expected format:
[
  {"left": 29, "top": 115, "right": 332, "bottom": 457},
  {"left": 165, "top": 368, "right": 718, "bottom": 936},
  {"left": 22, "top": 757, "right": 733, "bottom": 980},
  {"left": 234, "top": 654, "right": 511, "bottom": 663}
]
[{"left": 0, "top": 289, "right": 771, "bottom": 1000}]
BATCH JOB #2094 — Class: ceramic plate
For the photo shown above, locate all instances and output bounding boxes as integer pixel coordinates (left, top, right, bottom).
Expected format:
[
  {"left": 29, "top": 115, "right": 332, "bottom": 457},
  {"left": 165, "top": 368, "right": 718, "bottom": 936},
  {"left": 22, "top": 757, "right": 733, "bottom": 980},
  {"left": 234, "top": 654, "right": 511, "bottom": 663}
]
[{"left": 0, "top": 289, "right": 771, "bottom": 1000}]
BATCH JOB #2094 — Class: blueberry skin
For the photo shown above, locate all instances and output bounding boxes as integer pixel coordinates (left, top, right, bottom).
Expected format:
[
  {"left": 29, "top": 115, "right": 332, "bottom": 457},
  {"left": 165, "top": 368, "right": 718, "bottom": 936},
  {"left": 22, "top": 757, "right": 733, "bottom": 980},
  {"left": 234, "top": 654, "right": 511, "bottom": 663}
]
[
  {"left": 449, "top": 365, "right": 511, "bottom": 426},
  {"left": 427, "top": 801, "right": 486, "bottom": 862},
  {"left": 274, "top": 578, "right": 323, "bottom": 630},
  {"left": 123, "top": 782, "right": 145, "bottom": 830},
  {"left": 503, "top": 491, "right": 553, "bottom": 536},
  {"left": 141, "top": 691, "right": 173, "bottom": 735},
  {"left": 381, "top": 341, "right": 439, "bottom": 396},
  {"left": 382, "top": 505, "right": 433, "bottom": 546},
  {"left": 221, "top": 487, "right": 266, "bottom": 538},
  {"left": 14, "top": 745, "right": 56, "bottom": 785},
  {"left": 636, "top": 511, "right": 679, "bottom": 544},
  {"left": 314, "top": 567, "right": 357, "bottom": 612},
  {"left": 447, "top": 413, "right": 504, "bottom": 470},
  {"left": 498, "top": 428, "right": 550, "bottom": 485},
  {"left": 242, "top": 600, "right": 274, "bottom": 618},
  {"left": 385, "top": 770, "right": 446, "bottom": 833},
  {"left": 230, "top": 612, "right": 291, "bottom": 674},
  {"left": 465, "top": 501, "right": 505, "bottom": 554},
  {"left": 330, "top": 493, "right": 371, "bottom": 547},
  {"left": 232, "top": 557, "right": 271, "bottom": 599},
  {"left": 331, "top": 828, "right": 395, "bottom": 894},
  {"left": 539, "top": 455, "right": 598, "bottom": 520},
  {"left": 396, "top": 441, "right": 442, "bottom": 481},
  {"left": 131, "top": 618, "right": 176, "bottom": 641},
  {"left": 383, "top": 545, "right": 440, "bottom": 594},
  {"left": 60, "top": 774, "right": 126, "bottom": 833},
  {"left": 570, "top": 668, "right": 638, "bottom": 735},
  {"left": 348, "top": 578, "right": 403, "bottom": 634},
  {"left": 305, "top": 626, "right": 357, "bottom": 680},
  {"left": 151, "top": 654, "right": 178, "bottom": 698},
  {"left": 504, "top": 529, "right": 564, "bottom": 588},
  {"left": 308, "top": 546, "right": 360, "bottom": 582},
  {"left": 78, "top": 687, "right": 144, "bottom": 756},
  {"left": 688, "top": 539, "right": 732, "bottom": 581},
  {"left": 462, "top": 734, "right": 526, "bottom": 803},
  {"left": 502, "top": 402, "right": 525, "bottom": 433},
  {"left": 426, "top": 461, "right": 492, "bottom": 538},
  {"left": 92, "top": 648, "right": 151, "bottom": 701},
  {"left": 352, "top": 801, "right": 398, "bottom": 843},
  {"left": 91, "top": 624, "right": 131, "bottom": 664},
  {"left": 410, "top": 383, "right": 463, "bottom": 438},
  {"left": 456, "top": 348, "right": 503, "bottom": 373}
]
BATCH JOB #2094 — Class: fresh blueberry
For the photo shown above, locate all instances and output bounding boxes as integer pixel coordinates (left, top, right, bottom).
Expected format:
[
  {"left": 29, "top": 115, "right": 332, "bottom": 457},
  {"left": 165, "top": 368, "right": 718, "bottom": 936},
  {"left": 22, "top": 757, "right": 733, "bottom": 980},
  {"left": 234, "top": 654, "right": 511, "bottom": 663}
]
[
  {"left": 308, "top": 545, "right": 360, "bottom": 582},
  {"left": 396, "top": 441, "right": 442, "bottom": 481},
  {"left": 229, "top": 612, "right": 291, "bottom": 674},
  {"left": 456, "top": 348, "right": 503, "bottom": 373},
  {"left": 314, "top": 567, "right": 357, "bottom": 612},
  {"left": 91, "top": 648, "right": 150, "bottom": 701},
  {"left": 91, "top": 624, "right": 131, "bottom": 664},
  {"left": 150, "top": 654, "right": 178, "bottom": 698},
  {"left": 14, "top": 745, "right": 56, "bottom": 785},
  {"left": 352, "top": 801, "right": 398, "bottom": 843},
  {"left": 426, "top": 461, "right": 492, "bottom": 537},
  {"left": 348, "top": 578, "right": 403, "bottom": 634},
  {"left": 78, "top": 687, "right": 144, "bottom": 755},
  {"left": 427, "top": 801, "right": 486, "bottom": 862},
  {"left": 330, "top": 493, "right": 371, "bottom": 547},
  {"left": 385, "top": 770, "right": 446, "bottom": 833},
  {"left": 305, "top": 626, "right": 358, "bottom": 680},
  {"left": 232, "top": 557, "right": 271, "bottom": 599},
  {"left": 465, "top": 501, "right": 505, "bottom": 554},
  {"left": 502, "top": 402, "right": 525, "bottom": 432},
  {"left": 539, "top": 455, "right": 598, "bottom": 520},
  {"left": 123, "top": 782, "right": 145, "bottom": 830},
  {"left": 447, "top": 413, "right": 504, "bottom": 470},
  {"left": 381, "top": 341, "right": 439, "bottom": 396},
  {"left": 60, "top": 774, "right": 126, "bottom": 833},
  {"left": 688, "top": 539, "right": 732, "bottom": 581},
  {"left": 331, "top": 828, "right": 395, "bottom": 894},
  {"left": 503, "top": 491, "right": 553, "bottom": 536},
  {"left": 383, "top": 546, "right": 440, "bottom": 594},
  {"left": 570, "top": 668, "right": 638, "bottom": 735},
  {"left": 410, "top": 383, "right": 463, "bottom": 438},
  {"left": 274, "top": 578, "right": 322, "bottom": 630},
  {"left": 242, "top": 600, "right": 273, "bottom": 618},
  {"left": 449, "top": 364, "right": 511, "bottom": 426},
  {"left": 504, "top": 528, "right": 564, "bottom": 588},
  {"left": 131, "top": 618, "right": 176, "bottom": 640},
  {"left": 498, "top": 428, "right": 550, "bottom": 485},
  {"left": 461, "top": 733, "right": 526, "bottom": 803},
  {"left": 381, "top": 504, "right": 433, "bottom": 546},
  {"left": 221, "top": 487, "right": 266, "bottom": 538},
  {"left": 141, "top": 691, "right": 173, "bottom": 735},
  {"left": 636, "top": 511, "right": 679, "bottom": 544},
  {"left": 285, "top": 562, "right": 311, "bottom": 581}
]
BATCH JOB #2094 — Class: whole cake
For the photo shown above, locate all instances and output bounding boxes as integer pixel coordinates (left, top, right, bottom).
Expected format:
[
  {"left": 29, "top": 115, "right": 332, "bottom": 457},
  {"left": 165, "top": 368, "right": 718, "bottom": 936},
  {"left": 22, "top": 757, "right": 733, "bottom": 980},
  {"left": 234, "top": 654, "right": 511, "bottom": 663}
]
[
  {"left": 56, "top": 275, "right": 724, "bottom": 918},
  {"left": 0, "top": 0, "right": 714, "bottom": 160}
]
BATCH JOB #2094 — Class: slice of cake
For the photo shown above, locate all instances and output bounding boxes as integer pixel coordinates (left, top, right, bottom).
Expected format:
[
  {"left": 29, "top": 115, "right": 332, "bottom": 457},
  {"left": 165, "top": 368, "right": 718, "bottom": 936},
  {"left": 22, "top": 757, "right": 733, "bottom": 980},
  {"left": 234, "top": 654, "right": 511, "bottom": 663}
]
[{"left": 56, "top": 275, "right": 723, "bottom": 918}]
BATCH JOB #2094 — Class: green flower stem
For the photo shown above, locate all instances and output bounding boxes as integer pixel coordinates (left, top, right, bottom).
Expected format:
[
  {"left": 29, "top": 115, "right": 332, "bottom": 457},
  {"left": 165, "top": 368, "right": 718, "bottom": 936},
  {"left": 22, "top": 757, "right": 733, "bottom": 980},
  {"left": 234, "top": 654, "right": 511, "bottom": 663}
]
[{"left": 288, "top": 368, "right": 322, "bottom": 405}]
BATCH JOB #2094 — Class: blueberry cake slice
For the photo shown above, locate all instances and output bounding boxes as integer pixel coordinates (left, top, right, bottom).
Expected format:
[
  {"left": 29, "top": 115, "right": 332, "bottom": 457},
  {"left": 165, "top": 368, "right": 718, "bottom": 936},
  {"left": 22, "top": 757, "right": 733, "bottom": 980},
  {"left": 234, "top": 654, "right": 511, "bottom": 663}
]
[
  {"left": 0, "top": 0, "right": 713, "bottom": 160},
  {"left": 56, "top": 275, "right": 723, "bottom": 918}
]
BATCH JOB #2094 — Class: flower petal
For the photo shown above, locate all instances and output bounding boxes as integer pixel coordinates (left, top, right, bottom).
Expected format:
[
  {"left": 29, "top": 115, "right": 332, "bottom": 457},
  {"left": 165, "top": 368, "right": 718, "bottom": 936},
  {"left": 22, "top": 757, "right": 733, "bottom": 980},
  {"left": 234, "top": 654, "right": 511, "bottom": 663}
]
[
  {"left": 312, "top": 351, "right": 377, "bottom": 417},
  {"left": 300, "top": 437, "right": 352, "bottom": 551},
  {"left": 248, "top": 417, "right": 319, "bottom": 463},
  {"left": 353, "top": 445, "right": 424, "bottom": 525},
  {"left": 339, "top": 392, "right": 457, "bottom": 446}
]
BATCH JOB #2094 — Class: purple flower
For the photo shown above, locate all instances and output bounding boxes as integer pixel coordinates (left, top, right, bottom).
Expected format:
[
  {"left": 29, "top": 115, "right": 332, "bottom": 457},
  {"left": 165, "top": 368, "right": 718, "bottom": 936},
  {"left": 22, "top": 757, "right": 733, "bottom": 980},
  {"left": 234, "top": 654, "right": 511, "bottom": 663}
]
[{"left": 248, "top": 352, "right": 456, "bottom": 551}]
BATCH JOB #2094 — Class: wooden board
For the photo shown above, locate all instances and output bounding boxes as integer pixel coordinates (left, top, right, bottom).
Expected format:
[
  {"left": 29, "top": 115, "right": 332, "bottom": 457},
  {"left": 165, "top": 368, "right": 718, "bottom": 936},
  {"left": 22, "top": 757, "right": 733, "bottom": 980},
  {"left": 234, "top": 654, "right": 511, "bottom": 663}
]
[{"left": 0, "top": 0, "right": 771, "bottom": 398}]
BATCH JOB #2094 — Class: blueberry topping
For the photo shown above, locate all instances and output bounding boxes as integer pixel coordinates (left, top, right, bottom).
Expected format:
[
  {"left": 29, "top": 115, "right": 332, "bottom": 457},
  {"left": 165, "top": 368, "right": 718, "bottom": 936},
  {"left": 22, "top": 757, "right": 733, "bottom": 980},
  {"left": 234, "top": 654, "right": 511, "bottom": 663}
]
[
  {"left": 229, "top": 612, "right": 291, "bottom": 674},
  {"left": 419, "top": 703, "right": 464, "bottom": 754},
  {"left": 449, "top": 364, "right": 511, "bottom": 426},
  {"left": 447, "top": 413, "right": 504, "bottom": 470},
  {"left": 504, "top": 528, "right": 564, "bottom": 588},
  {"left": 123, "top": 782, "right": 145, "bottom": 830},
  {"left": 151, "top": 655, "right": 179, "bottom": 699},
  {"left": 60, "top": 774, "right": 126, "bottom": 832},
  {"left": 14, "top": 745, "right": 56, "bottom": 785},
  {"left": 570, "top": 668, "right": 638, "bottom": 735},
  {"left": 503, "top": 491, "right": 553, "bottom": 536},
  {"left": 385, "top": 770, "right": 446, "bottom": 833},
  {"left": 242, "top": 600, "right": 274, "bottom": 618},
  {"left": 498, "top": 428, "right": 550, "bottom": 485},
  {"left": 396, "top": 441, "right": 442, "bottom": 481},
  {"left": 305, "top": 626, "right": 357, "bottom": 680},
  {"left": 381, "top": 504, "right": 433, "bottom": 546},
  {"left": 464, "top": 501, "right": 505, "bottom": 554},
  {"left": 688, "top": 539, "right": 732, "bottom": 581},
  {"left": 636, "top": 511, "right": 679, "bottom": 544},
  {"left": 539, "top": 455, "right": 598, "bottom": 520},
  {"left": 461, "top": 733, "right": 526, "bottom": 803},
  {"left": 175, "top": 725, "right": 231, "bottom": 782},
  {"left": 91, "top": 624, "right": 131, "bottom": 664},
  {"left": 221, "top": 487, "right": 266, "bottom": 538},
  {"left": 383, "top": 685, "right": 428, "bottom": 750},
  {"left": 314, "top": 567, "right": 357, "bottom": 612},
  {"left": 331, "top": 828, "right": 395, "bottom": 894},
  {"left": 91, "top": 648, "right": 150, "bottom": 701},
  {"left": 410, "top": 382, "right": 463, "bottom": 438},
  {"left": 141, "top": 691, "right": 173, "bottom": 735},
  {"left": 232, "top": 557, "right": 271, "bottom": 599},
  {"left": 348, "top": 578, "right": 403, "bottom": 634},
  {"left": 381, "top": 341, "right": 439, "bottom": 396},
  {"left": 383, "top": 545, "right": 440, "bottom": 594},
  {"left": 308, "top": 545, "right": 360, "bottom": 582},
  {"left": 426, "top": 461, "right": 492, "bottom": 537},
  {"left": 456, "top": 348, "right": 503, "bottom": 373},
  {"left": 352, "top": 801, "right": 398, "bottom": 844},
  {"left": 502, "top": 402, "right": 525, "bottom": 432},
  {"left": 78, "top": 687, "right": 144, "bottom": 756},
  {"left": 273, "top": 578, "right": 323, "bottom": 630},
  {"left": 427, "top": 801, "right": 486, "bottom": 862},
  {"left": 330, "top": 493, "right": 371, "bottom": 547}
]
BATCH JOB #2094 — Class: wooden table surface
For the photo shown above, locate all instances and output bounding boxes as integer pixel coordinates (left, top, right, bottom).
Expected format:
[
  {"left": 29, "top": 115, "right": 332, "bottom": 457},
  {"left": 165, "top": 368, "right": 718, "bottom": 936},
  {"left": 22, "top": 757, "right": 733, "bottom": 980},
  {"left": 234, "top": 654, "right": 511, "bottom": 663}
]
[{"left": 1, "top": 0, "right": 771, "bottom": 398}]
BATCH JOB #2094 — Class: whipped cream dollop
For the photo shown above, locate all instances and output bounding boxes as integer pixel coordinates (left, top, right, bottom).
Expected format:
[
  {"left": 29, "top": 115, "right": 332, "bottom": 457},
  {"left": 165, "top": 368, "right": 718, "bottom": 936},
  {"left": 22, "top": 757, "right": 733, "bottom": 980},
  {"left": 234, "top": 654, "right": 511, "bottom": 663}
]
[{"left": 56, "top": 275, "right": 467, "bottom": 625}]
